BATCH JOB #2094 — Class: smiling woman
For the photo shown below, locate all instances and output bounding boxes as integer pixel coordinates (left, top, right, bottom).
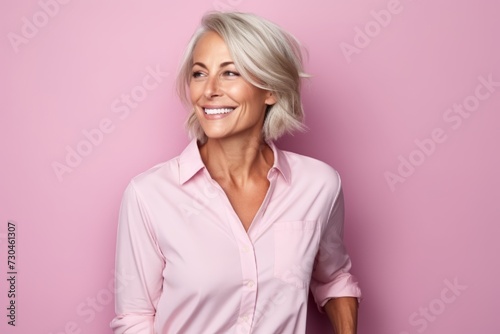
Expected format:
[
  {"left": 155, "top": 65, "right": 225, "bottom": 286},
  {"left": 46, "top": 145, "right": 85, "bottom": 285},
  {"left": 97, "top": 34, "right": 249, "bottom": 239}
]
[
  {"left": 189, "top": 31, "right": 276, "bottom": 143},
  {"left": 177, "top": 12, "right": 307, "bottom": 143},
  {"left": 111, "top": 11, "right": 361, "bottom": 334}
]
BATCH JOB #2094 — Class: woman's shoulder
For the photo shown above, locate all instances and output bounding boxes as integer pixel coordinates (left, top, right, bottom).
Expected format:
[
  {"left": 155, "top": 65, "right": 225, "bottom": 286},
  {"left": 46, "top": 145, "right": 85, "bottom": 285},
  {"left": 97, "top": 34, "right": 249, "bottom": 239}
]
[
  {"left": 127, "top": 154, "right": 183, "bottom": 191},
  {"left": 130, "top": 139, "right": 200, "bottom": 187},
  {"left": 281, "top": 148, "right": 339, "bottom": 173},
  {"left": 279, "top": 148, "right": 342, "bottom": 189}
]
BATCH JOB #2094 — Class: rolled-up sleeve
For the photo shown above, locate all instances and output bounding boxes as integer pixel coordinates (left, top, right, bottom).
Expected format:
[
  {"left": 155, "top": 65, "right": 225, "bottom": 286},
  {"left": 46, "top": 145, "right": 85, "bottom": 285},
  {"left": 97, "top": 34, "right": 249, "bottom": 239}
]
[
  {"left": 310, "top": 187, "right": 362, "bottom": 311},
  {"left": 110, "top": 181, "right": 165, "bottom": 334}
]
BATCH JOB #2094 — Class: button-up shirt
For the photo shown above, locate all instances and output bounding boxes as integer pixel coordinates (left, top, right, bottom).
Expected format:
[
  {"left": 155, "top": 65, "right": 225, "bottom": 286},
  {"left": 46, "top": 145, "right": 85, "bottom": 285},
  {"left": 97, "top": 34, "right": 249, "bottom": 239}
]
[{"left": 110, "top": 139, "right": 361, "bottom": 334}]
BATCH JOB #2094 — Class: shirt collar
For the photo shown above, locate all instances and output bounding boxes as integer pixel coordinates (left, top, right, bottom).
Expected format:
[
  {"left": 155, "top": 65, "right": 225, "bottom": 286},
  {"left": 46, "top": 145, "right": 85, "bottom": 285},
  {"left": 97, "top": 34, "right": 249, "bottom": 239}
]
[
  {"left": 266, "top": 140, "right": 291, "bottom": 184},
  {"left": 178, "top": 139, "right": 205, "bottom": 185},
  {"left": 178, "top": 138, "right": 291, "bottom": 185}
]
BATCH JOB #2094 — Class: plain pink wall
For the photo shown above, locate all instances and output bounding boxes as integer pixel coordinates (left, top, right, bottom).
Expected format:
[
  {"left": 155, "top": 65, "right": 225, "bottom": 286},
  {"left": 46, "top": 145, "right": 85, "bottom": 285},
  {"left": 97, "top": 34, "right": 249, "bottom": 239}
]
[{"left": 1, "top": 0, "right": 499, "bottom": 333}]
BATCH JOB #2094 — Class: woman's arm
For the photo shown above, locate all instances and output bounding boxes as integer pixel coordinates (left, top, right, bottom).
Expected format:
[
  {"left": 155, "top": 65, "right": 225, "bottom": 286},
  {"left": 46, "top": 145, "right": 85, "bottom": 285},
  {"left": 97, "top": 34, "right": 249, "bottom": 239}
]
[
  {"left": 110, "top": 181, "right": 164, "bottom": 334},
  {"left": 324, "top": 297, "right": 359, "bottom": 334},
  {"left": 310, "top": 181, "right": 362, "bottom": 333}
]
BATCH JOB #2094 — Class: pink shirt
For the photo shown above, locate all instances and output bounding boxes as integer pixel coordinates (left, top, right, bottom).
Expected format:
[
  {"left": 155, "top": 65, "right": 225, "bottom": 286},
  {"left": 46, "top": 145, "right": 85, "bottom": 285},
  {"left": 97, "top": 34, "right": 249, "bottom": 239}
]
[{"left": 110, "top": 139, "right": 361, "bottom": 334}]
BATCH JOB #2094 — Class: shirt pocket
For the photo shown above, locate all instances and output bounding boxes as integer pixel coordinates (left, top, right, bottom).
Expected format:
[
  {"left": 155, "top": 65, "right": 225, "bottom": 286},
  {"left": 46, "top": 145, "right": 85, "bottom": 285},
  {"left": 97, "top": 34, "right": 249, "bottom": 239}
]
[{"left": 273, "top": 220, "right": 321, "bottom": 289}]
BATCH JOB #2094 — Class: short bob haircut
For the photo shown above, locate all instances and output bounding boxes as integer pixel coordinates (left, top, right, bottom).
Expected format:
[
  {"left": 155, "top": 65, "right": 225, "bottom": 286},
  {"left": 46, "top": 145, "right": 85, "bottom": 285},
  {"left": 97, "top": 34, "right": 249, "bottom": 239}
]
[{"left": 176, "top": 11, "right": 309, "bottom": 143}]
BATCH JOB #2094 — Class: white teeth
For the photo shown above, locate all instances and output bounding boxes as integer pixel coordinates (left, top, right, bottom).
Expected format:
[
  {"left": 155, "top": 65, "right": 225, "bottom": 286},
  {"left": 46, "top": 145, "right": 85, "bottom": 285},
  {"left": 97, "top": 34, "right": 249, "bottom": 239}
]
[{"left": 204, "top": 108, "right": 235, "bottom": 115}]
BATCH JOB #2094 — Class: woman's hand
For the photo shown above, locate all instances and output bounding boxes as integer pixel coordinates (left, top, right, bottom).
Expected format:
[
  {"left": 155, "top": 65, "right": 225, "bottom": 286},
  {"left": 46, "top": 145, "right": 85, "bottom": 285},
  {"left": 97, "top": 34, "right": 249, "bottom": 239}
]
[{"left": 324, "top": 297, "right": 359, "bottom": 334}]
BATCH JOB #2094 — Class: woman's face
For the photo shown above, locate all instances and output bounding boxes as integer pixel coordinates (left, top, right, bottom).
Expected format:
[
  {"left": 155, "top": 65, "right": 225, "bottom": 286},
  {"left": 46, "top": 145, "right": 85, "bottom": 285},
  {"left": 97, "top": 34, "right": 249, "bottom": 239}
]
[{"left": 189, "top": 31, "right": 276, "bottom": 141}]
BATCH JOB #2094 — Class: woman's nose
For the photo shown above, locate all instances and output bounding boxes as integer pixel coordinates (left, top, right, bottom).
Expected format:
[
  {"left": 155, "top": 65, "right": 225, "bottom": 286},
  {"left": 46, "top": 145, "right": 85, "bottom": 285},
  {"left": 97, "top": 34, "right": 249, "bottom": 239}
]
[{"left": 204, "top": 76, "right": 222, "bottom": 98}]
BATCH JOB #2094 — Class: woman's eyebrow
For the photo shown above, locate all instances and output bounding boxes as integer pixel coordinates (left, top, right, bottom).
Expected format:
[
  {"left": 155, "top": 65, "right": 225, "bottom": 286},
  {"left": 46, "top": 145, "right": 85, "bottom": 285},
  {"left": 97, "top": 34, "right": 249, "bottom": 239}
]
[{"left": 192, "top": 61, "right": 235, "bottom": 69}]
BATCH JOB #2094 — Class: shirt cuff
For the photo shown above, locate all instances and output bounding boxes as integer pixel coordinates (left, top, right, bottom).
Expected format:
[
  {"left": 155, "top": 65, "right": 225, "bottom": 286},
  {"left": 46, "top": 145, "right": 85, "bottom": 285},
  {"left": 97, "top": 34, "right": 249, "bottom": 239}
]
[{"left": 313, "top": 273, "right": 362, "bottom": 313}]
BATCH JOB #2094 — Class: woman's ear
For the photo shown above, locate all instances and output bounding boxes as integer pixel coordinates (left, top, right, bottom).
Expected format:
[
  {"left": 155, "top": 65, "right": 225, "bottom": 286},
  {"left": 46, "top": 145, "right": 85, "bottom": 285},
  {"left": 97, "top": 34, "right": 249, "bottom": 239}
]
[{"left": 265, "top": 91, "right": 277, "bottom": 106}]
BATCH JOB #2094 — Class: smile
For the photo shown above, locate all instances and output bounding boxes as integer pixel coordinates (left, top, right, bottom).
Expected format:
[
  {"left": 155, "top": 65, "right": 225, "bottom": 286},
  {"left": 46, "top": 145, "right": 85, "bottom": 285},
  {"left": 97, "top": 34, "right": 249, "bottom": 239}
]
[{"left": 203, "top": 107, "right": 235, "bottom": 115}]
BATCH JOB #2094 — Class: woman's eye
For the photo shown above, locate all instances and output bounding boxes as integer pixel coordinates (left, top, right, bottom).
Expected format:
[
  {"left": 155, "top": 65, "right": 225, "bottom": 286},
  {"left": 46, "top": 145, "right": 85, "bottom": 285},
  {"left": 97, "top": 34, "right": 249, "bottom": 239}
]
[
  {"left": 192, "top": 71, "right": 204, "bottom": 78},
  {"left": 224, "top": 71, "right": 240, "bottom": 77}
]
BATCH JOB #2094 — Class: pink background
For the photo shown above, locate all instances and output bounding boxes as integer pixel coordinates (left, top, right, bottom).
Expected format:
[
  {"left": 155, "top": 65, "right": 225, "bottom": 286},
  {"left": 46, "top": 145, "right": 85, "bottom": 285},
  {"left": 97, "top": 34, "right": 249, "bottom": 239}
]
[{"left": 1, "top": 0, "right": 499, "bottom": 333}]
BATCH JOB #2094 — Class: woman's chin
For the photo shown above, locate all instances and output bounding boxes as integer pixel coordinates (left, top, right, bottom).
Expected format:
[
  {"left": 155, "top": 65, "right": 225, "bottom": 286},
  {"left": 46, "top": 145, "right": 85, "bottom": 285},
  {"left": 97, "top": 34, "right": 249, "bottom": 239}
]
[{"left": 202, "top": 131, "right": 231, "bottom": 141}]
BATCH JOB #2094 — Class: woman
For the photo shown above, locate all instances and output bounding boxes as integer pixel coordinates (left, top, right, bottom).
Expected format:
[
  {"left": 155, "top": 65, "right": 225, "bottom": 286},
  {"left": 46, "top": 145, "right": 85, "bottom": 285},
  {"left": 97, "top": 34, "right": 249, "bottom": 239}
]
[{"left": 111, "top": 11, "right": 361, "bottom": 334}]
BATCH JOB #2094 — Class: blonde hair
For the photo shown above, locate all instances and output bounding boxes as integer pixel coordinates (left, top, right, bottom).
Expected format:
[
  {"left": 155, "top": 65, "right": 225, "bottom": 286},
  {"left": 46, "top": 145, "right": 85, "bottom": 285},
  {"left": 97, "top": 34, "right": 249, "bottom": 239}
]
[{"left": 176, "top": 11, "right": 309, "bottom": 142}]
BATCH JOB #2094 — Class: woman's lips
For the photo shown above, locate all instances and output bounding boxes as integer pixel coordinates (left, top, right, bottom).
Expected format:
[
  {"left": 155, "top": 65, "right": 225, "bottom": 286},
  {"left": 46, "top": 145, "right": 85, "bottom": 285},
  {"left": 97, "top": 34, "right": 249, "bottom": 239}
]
[{"left": 203, "top": 107, "right": 236, "bottom": 115}]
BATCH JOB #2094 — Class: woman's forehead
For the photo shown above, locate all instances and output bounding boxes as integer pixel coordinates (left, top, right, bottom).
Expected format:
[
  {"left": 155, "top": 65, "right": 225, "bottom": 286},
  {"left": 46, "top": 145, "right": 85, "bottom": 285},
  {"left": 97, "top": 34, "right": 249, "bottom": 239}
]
[{"left": 192, "top": 32, "right": 232, "bottom": 64}]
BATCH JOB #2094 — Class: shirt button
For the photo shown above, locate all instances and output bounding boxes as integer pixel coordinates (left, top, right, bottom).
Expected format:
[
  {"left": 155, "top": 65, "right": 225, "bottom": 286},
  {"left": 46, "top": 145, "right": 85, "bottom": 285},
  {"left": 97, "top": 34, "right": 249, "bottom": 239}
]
[
  {"left": 241, "top": 245, "right": 250, "bottom": 253},
  {"left": 246, "top": 280, "right": 255, "bottom": 288}
]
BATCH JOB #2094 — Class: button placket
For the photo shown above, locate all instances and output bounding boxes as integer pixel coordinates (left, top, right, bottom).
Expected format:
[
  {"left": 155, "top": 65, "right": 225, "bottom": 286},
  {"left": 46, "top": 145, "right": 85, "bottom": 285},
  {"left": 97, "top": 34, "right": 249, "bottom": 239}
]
[{"left": 220, "top": 168, "right": 279, "bottom": 332}]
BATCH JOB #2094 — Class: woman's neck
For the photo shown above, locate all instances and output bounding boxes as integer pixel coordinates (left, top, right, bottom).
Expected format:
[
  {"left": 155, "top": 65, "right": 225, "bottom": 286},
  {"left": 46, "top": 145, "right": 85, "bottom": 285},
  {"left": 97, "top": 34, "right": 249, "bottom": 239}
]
[{"left": 199, "top": 135, "right": 274, "bottom": 187}]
